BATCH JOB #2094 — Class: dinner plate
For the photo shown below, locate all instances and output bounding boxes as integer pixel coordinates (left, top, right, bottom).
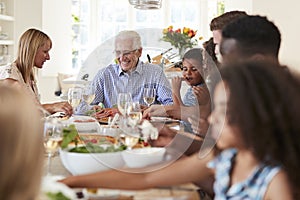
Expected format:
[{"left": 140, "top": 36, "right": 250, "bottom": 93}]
[
  {"left": 150, "top": 116, "right": 180, "bottom": 124},
  {"left": 98, "top": 117, "right": 109, "bottom": 124},
  {"left": 82, "top": 188, "right": 120, "bottom": 200}
]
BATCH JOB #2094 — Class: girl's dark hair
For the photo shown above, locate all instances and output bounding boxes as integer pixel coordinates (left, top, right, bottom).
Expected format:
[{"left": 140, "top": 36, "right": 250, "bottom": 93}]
[
  {"left": 216, "top": 61, "right": 300, "bottom": 196},
  {"left": 182, "top": 48, "right": 204, "bottom": 66}
]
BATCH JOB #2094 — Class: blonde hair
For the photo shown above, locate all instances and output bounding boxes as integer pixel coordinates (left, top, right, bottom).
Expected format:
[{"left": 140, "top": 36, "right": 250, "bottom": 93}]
[
  {"left": 15, "top": 28, "right": 52, "bottom": 84},
  {"left": 0, "top": 83, "right": 44, "bottom": 200}
]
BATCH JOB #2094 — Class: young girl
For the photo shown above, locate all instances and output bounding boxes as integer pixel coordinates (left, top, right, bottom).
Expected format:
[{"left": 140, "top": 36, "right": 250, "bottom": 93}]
[{"left": 61, "top": 60, "right": 300, "bottom": 199}]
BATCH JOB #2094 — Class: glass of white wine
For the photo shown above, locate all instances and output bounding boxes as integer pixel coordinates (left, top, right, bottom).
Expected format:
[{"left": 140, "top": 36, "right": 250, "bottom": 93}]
[
  {"left": 117, "top": 93, "right": 132, "bottom": 116},
  {"left": 126, "top": 102, "right": 142, "bottom": 128},
  {"left": 82, "top": 83, "right": 95, "bottom": 105},
  {"left": 68, "top": 87, "right": 83, "bottom": 113},
  {"left": 43, "top": 118, "right": 63, "bottom": 175},
  {"left": 143, "top": 87, "right": 156, "bottom": 107}
]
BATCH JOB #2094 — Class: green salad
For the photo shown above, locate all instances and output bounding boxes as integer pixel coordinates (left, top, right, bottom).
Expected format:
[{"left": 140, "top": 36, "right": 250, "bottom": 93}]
[
  {"left": 61, "top": 124, "right": 126, "bottom": 153},
  {"left": 69, "top": 142, "right": 126, "bottom": 153}
]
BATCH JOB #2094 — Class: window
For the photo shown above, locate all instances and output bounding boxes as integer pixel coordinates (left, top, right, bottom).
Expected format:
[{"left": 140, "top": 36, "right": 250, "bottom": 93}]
[{"left": 71, "top": 0, "right": 224, "bottom": 71}]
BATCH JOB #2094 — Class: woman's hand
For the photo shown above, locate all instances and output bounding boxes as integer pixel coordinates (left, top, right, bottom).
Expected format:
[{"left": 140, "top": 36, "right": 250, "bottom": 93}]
[{"left": 43, "top": 101, "right": 73, "bottom": 116}]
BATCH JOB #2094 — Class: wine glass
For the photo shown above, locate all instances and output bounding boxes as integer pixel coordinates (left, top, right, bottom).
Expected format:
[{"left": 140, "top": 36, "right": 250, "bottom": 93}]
[
  {"left": 43, "top": 118, "right": 63, "bottom": 175},
  {"left": 117, "top": 93, "right": 132, "bottom": 116},
  {"left": 143, "top": 87, "right": 156, "bottom": 107},
  {"left": 126, "top": 102, "right": 142, "bottom": 128},
  {"left": 68, "top": 87, "right": 83, "bottom": 113},
  {"left": 82, "top": 83, "right": 95, "bottom": 105},
  {"left": 119, "top": 132, "right": 140, "bottom": 150}
]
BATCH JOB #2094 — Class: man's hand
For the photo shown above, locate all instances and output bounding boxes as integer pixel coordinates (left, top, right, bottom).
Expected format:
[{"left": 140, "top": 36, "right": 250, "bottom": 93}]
[{"left": 143, "top": 104, "right": 169, "bottom": 118}]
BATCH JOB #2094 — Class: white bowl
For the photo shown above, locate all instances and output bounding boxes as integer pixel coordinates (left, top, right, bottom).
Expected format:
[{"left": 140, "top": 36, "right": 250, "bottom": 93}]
[
  {"left": 121, "top": 147, "right": 166, "bottom": 168},
  {"left": 99, "top": 125, "right": 121, "bottom": 137},
  {"left": 59, "top": 148, "right": 125, "bottom": 175},
  {"left": 69, "top": 115, "right": 101, "bottom": 133}
]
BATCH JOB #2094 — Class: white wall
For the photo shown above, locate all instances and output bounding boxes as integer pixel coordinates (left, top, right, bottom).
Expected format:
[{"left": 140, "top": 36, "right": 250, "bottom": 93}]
[
  {"left": 225, "top": 0, "right": 300, "bottom": 72},
  {"left": 42, "top": 0, "right": 73, "bottom": 76},
  {"left": 15, "top": 0, "right": 42, "bottom": 54},
  {"left": 252, "top": 0, "right": 300, "bottom": 72}
]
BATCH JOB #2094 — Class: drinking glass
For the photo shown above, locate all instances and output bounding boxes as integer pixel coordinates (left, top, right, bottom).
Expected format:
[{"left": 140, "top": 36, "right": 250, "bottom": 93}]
[
  {"left": 68, "top": 87, "right": 83, "bottom": 112},
  {"left": 43, "top": 118, "right": 63, "bottom": 175},
  {"left": 126, "top": 102, "right": 142, "bottom": 128},
  {"left": 82, "top": 83, "right": 95, "bottom": 105},
  {"left": 119, "top": 132, "right": 140, "bottom": 150},
  {"left": 143, "top": 87, "right": 156, "bottom": 107},
  {"left": 117, "top": 93, "right": 132, "bottom": 116}
]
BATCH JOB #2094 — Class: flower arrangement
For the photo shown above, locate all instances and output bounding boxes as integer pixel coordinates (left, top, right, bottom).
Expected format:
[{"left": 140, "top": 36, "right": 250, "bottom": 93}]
[{"left": 161, "top": 26, "right": 202, "bottom": 57}]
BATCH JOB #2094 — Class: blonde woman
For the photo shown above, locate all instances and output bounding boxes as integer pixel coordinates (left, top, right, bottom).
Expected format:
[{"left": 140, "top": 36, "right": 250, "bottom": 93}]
[
  {"left": 0, "top": 82, "right": 44, "bottom": 200},
  {"left": 0, "top": 28, "right": 73, "bottom": 115}
]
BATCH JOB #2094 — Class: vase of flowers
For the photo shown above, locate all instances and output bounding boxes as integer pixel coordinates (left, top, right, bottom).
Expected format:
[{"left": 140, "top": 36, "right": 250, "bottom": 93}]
[{"left": 161, "top": 26, "right": 201, "bottom": 58}]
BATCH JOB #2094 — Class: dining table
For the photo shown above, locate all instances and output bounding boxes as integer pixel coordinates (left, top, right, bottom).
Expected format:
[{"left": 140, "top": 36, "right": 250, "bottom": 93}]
[{"left": 45, "top": 155, "right": 205, "bottom": 200}]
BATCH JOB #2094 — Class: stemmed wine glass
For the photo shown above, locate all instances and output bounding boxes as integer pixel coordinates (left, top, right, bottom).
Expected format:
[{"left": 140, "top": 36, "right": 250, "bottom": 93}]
[
  {"left": 119, "top": 101, "right": 142, "bottom": 150},
  {"left": 43, "top": 118, "right": 63, "bottom": 175},
  {"left": 143, "top": 87, "right": 156, "bottom": 107},
  {"left": 82, "top": 83, "right": 95, "bottom": 105},
  {"left": 126, "top": 102, "right": 142, "bottom": 128},
  {"left": 117, "top": 93, "right": 132, "bottom": 116},
  {"left": 68, "top": 87, "right": 83, "bottom": 113}
]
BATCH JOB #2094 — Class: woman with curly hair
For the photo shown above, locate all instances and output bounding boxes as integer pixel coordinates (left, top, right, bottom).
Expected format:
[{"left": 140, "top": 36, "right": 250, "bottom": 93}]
[{"left": 61, "top": 60, "right": 300, "bottom": 199}]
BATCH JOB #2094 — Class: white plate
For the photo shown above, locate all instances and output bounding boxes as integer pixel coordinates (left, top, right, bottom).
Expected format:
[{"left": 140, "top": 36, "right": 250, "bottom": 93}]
[
  {"left": 82, "top": 188, "right": 120, "bottom": 199},
  {"left": 150, "top": 116, "right": 180, "bottom": 123},
  {"left": 69, "top": 115, "right": 101, "bottom": 133}
]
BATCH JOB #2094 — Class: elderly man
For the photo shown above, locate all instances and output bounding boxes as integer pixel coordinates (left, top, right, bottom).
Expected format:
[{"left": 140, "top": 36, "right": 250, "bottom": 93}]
[{"left": 77, "top": 30, "right": 172, "bottom": 113}]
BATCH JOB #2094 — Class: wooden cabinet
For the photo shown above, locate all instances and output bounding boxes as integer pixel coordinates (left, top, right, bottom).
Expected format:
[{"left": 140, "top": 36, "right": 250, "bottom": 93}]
[{"left": 0, "top": 0, "right": 14, "bottom": 65}]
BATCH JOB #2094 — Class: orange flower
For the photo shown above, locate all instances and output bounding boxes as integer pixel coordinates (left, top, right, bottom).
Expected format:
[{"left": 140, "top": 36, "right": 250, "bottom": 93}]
[
  {"left": 161, "top": 25, "right": 201, "bottom": 52},
  {"left": 175, "top": 28, "right": 181, "bottom": 33}
]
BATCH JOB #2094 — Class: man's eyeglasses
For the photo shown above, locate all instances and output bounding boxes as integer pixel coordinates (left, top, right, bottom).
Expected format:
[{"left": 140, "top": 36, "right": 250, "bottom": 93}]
[{"left": 114, "top": 49, "right": 138, "bottom": 58}]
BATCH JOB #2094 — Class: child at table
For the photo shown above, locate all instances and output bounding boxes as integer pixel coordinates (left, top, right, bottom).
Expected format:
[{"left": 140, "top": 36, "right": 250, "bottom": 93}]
[
  {"left": 171, "top": 48, "right": 210, "bottom": 134},
  {"left": 60, "top": 60, "right": 300, "bottom": 199}
]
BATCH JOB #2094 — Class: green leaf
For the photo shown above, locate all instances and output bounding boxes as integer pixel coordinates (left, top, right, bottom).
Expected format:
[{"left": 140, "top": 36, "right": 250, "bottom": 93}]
[
  {"left": 61, "top": 124, "right": 79, "bottom": 149},
  {"left": 46, "top": 192, "right": 71, "bottom": 200}
]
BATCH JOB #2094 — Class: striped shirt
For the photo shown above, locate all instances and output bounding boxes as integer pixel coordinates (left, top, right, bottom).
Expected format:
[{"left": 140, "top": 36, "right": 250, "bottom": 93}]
[
  {"left": 207, "top": 148, "right": 281, "bottom": 200},
  {"left": 77, "top": 60, "right": 173, "bottom": 113}
]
